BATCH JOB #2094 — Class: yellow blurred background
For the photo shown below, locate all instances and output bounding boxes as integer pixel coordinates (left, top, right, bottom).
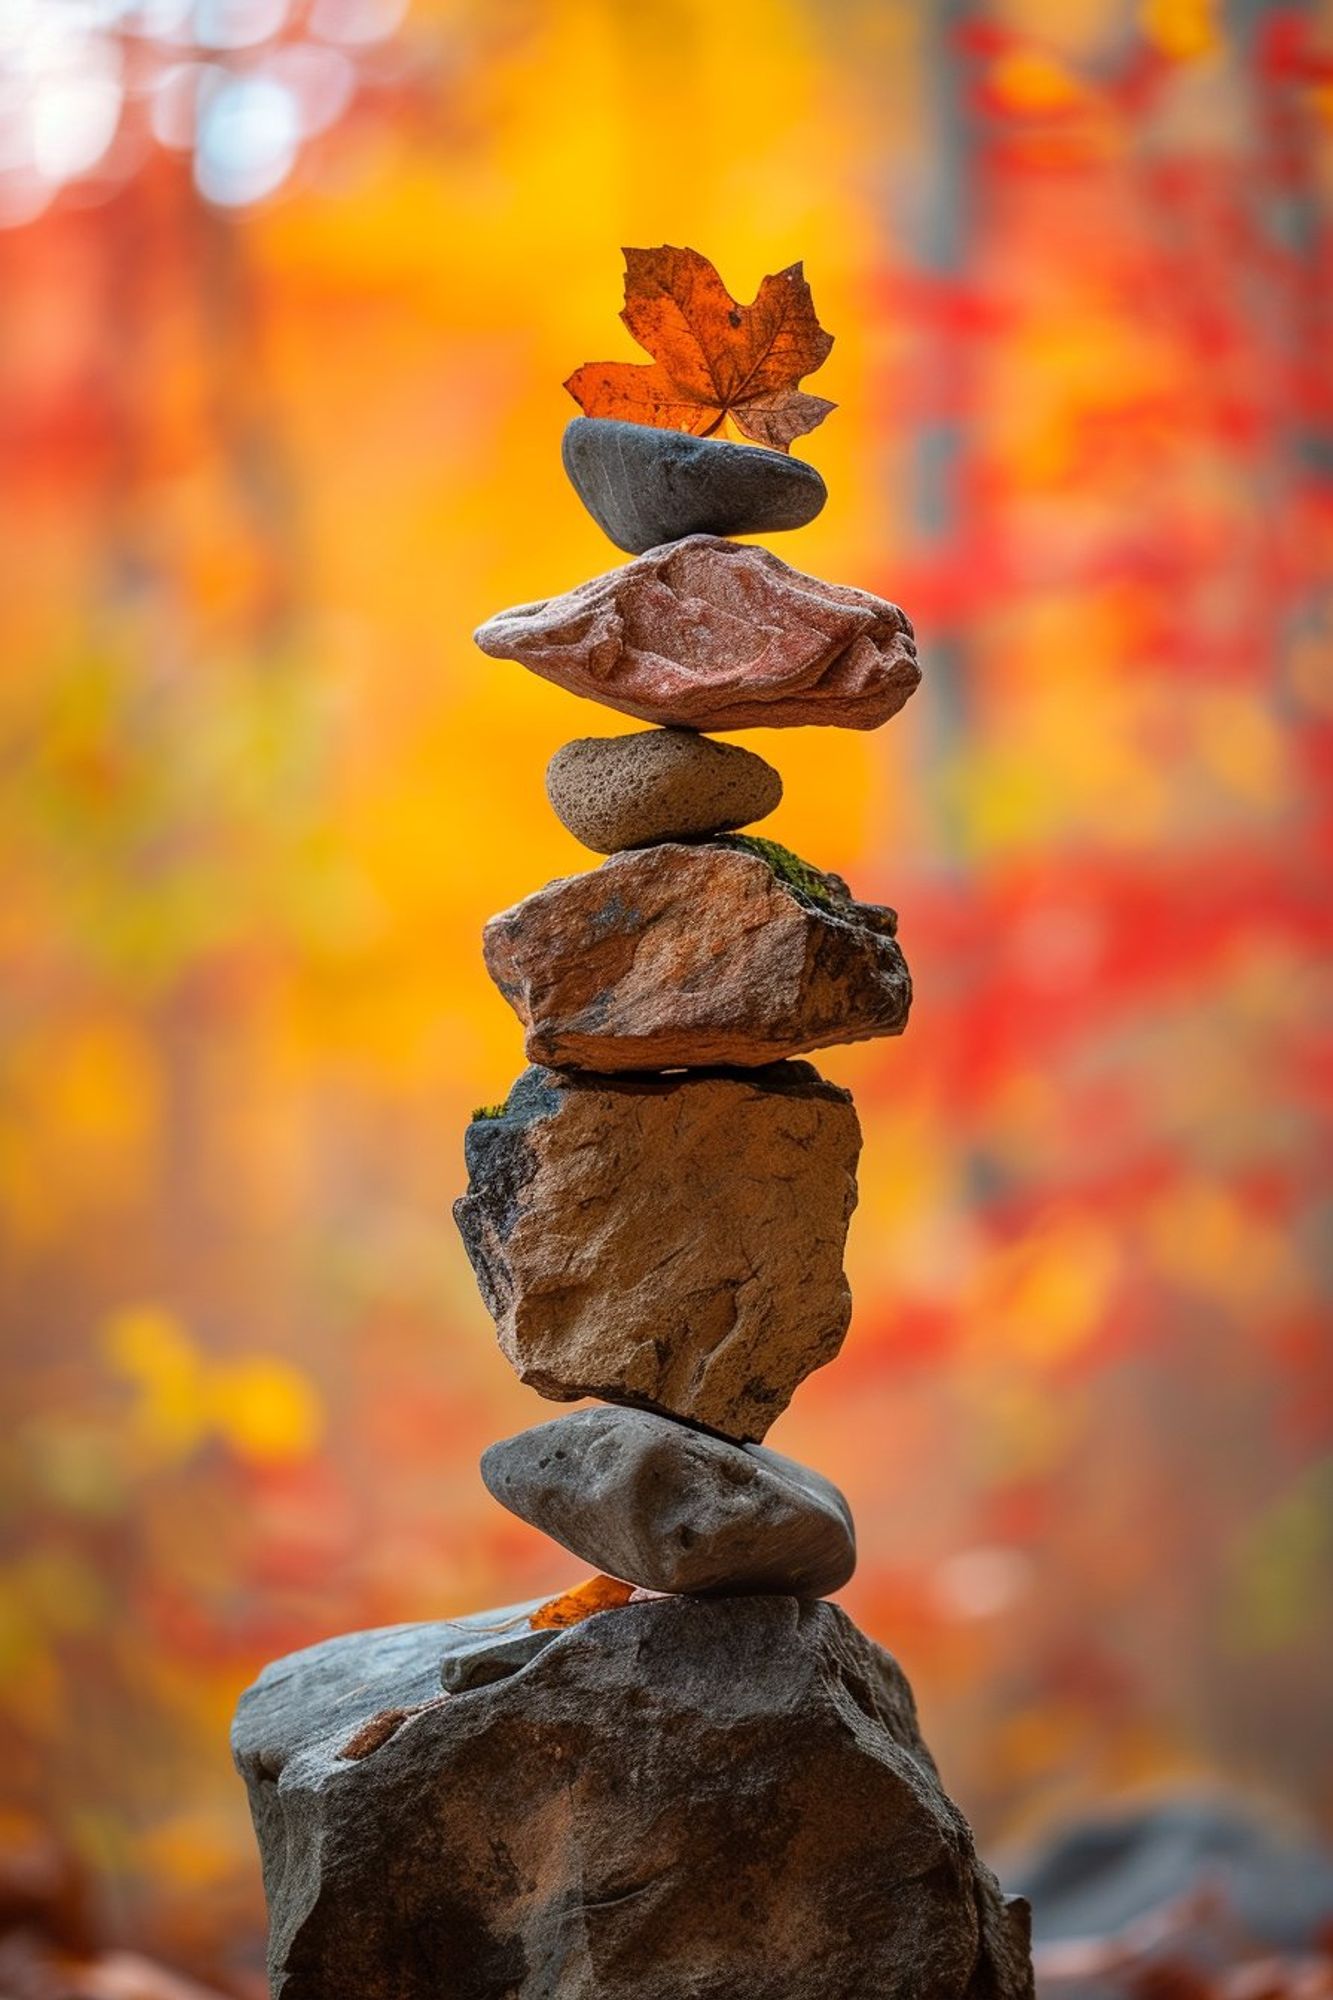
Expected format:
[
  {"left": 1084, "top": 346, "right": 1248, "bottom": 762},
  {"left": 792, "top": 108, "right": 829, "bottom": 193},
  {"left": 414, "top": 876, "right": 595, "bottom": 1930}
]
[{"left": 1, "top": 0, "right": 1330, "bottom": 1985}]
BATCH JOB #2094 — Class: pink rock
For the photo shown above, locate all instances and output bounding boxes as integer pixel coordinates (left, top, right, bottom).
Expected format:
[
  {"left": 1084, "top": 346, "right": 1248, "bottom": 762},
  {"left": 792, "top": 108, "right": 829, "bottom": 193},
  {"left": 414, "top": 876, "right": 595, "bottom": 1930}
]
[{"left": 473, "top": 534, "right": 919, "bottom": 732}]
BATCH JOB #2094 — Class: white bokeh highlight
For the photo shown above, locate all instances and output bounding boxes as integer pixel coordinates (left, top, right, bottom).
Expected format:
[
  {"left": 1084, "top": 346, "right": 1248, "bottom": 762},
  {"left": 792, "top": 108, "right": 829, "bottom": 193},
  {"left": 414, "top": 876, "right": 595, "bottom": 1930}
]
[{"left": 0, "top": 0, "right": 401, "bottom": 224}]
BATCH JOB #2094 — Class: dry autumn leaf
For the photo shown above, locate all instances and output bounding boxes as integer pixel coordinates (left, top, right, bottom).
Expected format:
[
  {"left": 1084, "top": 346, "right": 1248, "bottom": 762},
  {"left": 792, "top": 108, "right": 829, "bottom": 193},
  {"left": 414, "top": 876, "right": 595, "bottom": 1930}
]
[
  {"left": 565, "top": 245, "right": 836, "bottom": 453},
  {"left": 528, "top": 1574, "right": 635, "bottom": 1630}
]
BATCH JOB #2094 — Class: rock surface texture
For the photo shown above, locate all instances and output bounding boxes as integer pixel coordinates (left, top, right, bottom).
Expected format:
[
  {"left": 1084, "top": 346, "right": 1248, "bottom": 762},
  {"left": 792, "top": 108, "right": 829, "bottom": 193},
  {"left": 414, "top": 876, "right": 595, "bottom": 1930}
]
[
  {"left": 561, "top": 416, "right": 828, "bottom": 552},
  {"left": 453, "top": 1062, "right": 860, "bottom": 1441},
  {"left": 237, "top": 328, "right": 1035, "bottom": 1998},
  {"left": 473, "top": 533, "right": 919, "bottom": 731},
  {"left": 545, "top": 726, "right": 781, "bottom": 853},
  {"left": 481, "top": 1405, "right": 856, "bottom": 1598},
  {"left": 483, "top": 835, "right": 911, "bottom": 1071},
  {"left": 233, "top": 1593, "right": 1035, "bottom": 2000}
]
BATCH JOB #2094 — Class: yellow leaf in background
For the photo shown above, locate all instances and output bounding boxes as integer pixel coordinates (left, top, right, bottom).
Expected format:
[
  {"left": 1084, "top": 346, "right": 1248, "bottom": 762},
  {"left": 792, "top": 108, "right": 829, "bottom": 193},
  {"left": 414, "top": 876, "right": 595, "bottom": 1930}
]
[
  {"left": 136, "top": 1808, "right": 239, "bottom": 1890},
  {"left": 0, "top": 1115, "right": 52, "bottom": 1250},
  {"left": 10, "top": 1549, "right": 107, "bottom": 1636},
  {"left": 0, "top": 1589, "right": 62, "bottom": 1734},
  {"left": 989, "top": 49, "right": 1086, "bottom": 114},
  {"left": 103, "top": 1306, "right": 209, "bottom": 1463},
  {"left": 946, "top": 747, "right": 1056, "bottom": 855},
  {"left": 972, "top": 1376, "right": 1073, "bottom": 1481},
  {"left": 964, "top": 1216, "right": 1118, "bottom": 1370},
  {"left": 104, "top": 1303, "right": 195, "bottom": 1382},
  {"left": 209, "top": 1357, "right": 323, "bottom": 1465},
  {"left": 1196, "top": 691, "right": 1287, "bottom": 808},
  {"left": 1140, "top": 0, "right": 1219, "bottom": 60},
  {"left": 1145, "top": 1180, "right": 1292, "bottom": 1307},
  {"left": 46, "top": 1022, "right": 159, "bottom": 1148},
  {"left": 1004, "top": 1222, "right": 1119, "bottom": 1366},
  {"left": 1225, "top": 1463, "right": 1333, "bottom": 1652},
  {"left": 103, "top": 1307, "right": 322, "bottom": 1466}
]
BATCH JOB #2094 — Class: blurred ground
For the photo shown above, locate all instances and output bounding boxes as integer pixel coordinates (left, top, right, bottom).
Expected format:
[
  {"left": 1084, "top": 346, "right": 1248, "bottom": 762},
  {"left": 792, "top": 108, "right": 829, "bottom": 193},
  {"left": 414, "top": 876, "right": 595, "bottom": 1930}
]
[{"left": 0, "top": 0, "right": 1330, "bottom": 1983}]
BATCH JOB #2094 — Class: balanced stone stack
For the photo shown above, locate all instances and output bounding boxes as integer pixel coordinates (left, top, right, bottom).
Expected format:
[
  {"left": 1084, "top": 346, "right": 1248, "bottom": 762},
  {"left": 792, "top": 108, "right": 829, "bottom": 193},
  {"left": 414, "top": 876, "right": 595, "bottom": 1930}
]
[{"left": 232, "top": 418, "right": 1035, "bottom": 1999}]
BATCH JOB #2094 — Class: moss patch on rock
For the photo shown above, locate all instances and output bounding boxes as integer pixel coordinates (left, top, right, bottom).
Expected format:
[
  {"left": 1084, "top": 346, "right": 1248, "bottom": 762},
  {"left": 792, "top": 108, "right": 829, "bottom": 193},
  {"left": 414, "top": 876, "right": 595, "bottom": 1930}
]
[{"left": 717, "top": 834, "right": 843, "bottom": 911}]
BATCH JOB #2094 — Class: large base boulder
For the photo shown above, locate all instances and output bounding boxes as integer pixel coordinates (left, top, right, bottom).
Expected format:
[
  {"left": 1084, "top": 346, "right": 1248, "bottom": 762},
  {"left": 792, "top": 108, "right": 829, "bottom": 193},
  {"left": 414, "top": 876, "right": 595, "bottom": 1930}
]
[{"left": 233, "top": 1594, "right": 1033, "bottom": 2000}]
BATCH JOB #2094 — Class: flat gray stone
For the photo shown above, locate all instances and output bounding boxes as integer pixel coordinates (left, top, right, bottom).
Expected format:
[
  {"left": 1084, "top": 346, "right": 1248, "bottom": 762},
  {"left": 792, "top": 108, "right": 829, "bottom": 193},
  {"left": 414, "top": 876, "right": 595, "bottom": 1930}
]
[
  {"left": 545, "top": 727, "right": 781, "bottom": 853},
  {"left": 233, "top": 1594, "right": 1034, "bottom": 2000},
  {"left": 481, "top": 1406, "right": 856, "bottom": 1598},
  {"left": 233, "top": 1602, "right": 560, "bottom": 1778},
  {"left": 438, "top": 1618, "right": 560, "bottom": 1694},
  {"left": 562, "top": 416, "right": 827, "bottom": 553}
]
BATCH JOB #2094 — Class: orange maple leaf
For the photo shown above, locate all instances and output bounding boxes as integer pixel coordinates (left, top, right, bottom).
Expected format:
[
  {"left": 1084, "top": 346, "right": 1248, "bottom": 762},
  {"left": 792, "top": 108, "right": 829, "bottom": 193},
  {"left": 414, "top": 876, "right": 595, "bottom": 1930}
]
[
  {"left": 565, "top": 246, "right": 836, "bottom": 453},
  {"left": 528, "top": 1574, "right": 636, "bottom": 1630}
]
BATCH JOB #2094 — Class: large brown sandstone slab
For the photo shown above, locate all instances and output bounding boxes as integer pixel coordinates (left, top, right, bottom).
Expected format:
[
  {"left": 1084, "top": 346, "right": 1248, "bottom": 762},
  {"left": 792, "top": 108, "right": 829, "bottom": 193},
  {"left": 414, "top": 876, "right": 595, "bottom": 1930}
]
[
  {"left": 473, "top": 533, "right": 919, "bottom": 732},
  {"left": 483, "top": 836, "right": 911, "bottom": 1072},
  {"left": 233, "top": 1593, "right": 1034, "bottom": 2000},
  {"left": 453, "top": 1062, "right": 860, "bottom": 1441},
  {"left": 481, "top": 1405, "right": 856, "bottom": 1598}
]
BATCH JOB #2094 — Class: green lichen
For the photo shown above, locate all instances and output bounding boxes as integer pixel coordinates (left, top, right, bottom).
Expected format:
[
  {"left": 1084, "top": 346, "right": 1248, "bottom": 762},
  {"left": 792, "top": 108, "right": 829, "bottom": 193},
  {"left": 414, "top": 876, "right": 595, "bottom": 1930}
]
[
  {"left": 470, "top": 1101, "right": 509, "bottom": 1123},
  {"left": 719, "top": 834, "right": 842, "bottom": 911}
]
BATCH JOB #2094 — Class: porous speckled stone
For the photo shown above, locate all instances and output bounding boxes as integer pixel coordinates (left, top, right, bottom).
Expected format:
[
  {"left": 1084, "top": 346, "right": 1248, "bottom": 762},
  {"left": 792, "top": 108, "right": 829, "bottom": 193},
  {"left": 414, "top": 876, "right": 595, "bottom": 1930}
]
[
  {"left": 453, "top": 1062, "right": 860, "bottom": 1442},
  {"left": 481, "top": 1405, "right": 856, "bottom": 1598},
  {"left": 561, "top": 416, "right": 827, "bottom": 553},
  {"left": 482, "top": 836, "right": 910, "bottom": 1072},
  {"left": 232, "top": 1593, "right": 1035, "bottom": 2000},
  {"left": 473, "top": 534, "right": 919, "bottom": 732},
  {"left": 545, "top": 728, "right": 781, "bottom": 853}
]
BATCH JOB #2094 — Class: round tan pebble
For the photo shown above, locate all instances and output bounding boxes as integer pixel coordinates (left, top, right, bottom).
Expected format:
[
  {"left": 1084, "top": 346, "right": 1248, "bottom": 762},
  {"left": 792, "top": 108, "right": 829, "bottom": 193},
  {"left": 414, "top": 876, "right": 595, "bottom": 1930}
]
[{"left": 545, "top": 728, "right": 782, "bottom": 854}]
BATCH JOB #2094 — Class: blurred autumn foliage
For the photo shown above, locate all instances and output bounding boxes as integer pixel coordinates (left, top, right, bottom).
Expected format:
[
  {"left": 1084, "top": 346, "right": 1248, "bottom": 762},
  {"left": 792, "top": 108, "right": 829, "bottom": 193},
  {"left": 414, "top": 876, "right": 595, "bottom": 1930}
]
[{"left": 1, "top": 0, "right": 1331, "bottom": 1989}]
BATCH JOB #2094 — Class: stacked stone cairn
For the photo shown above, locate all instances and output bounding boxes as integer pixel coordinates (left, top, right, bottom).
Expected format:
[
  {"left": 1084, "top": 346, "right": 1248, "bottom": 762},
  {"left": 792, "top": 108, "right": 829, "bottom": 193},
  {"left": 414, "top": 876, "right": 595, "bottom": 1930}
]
[{"left": 232, "top": 419, "right": 1035, "bottom": 1999}]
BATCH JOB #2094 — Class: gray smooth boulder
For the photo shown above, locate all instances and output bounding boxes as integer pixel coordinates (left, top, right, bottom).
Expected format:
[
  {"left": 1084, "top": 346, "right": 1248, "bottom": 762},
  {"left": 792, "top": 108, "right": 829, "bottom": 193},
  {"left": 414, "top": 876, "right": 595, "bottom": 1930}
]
[
  {"left": 481, "top": 1405, "right": 856, "bottom": 1597},
  {"left": 233, "top": 1593, "right": 1034, "bottom": 2000},
  {"left": 562, "top": 416, "right": 827, "bottom": 553}
]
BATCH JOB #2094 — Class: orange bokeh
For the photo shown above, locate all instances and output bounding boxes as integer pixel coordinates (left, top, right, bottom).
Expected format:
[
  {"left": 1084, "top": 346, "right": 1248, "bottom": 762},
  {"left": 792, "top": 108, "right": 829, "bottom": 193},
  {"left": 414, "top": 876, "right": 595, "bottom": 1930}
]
[{"left": 0, "top": 0, "right": 1330, "bottom": 1984}]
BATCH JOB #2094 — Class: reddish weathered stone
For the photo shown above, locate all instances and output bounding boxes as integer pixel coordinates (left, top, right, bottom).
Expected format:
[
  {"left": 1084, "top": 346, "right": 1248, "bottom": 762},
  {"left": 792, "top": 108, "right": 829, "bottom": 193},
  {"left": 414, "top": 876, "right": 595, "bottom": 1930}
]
[
  {"left": 453, "top": 1062, "right": 861, "bottom": 1442},
  {"left": 482, "top": 836, "right": 910, "bottom": 1072},
  {"left": 473, "top": 534, "right": 919, "bottom": 732}
]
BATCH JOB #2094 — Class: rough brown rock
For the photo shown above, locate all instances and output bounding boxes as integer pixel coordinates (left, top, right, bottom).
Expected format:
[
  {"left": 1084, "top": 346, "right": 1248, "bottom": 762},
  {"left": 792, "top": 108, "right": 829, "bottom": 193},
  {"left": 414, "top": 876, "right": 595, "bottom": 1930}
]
[
  {"left": 453, "top": 1062, "right": 860, "bottom": 1441},
  {"left": 473, "top": 534, "right": 919, "bottom": 732},
  {"left": 483, "top": 836, "right": 911, "bottom": 1072},
  {"left": 232, "top": 1593, "right": 1035, "bottom": 2000},
  {"left": 545, "top": 727, "right": 781, "bottom": 853},
  {"left": 481, "top": 1406, "right": 856, "bottom": 1598}
]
